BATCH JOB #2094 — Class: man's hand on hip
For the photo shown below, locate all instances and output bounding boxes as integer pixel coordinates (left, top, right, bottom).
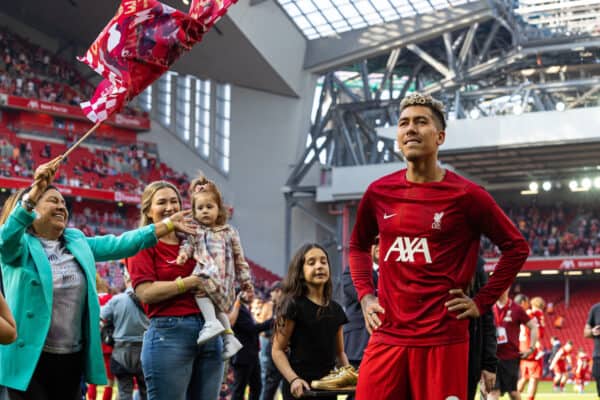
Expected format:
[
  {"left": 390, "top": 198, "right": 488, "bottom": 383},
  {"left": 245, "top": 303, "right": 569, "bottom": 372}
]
[
  {"left": 360, "top": 294, "right": 385, "bottom": 334},
  {"left": 445, "top": 289, "right": 481, "bottom": 319}
]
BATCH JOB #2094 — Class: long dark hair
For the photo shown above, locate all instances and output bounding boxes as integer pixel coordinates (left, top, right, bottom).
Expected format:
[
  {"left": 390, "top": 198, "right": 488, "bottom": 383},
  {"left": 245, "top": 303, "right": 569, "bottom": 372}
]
[{"left": 274, "top": 243, "right": 333, "bottom": 333}]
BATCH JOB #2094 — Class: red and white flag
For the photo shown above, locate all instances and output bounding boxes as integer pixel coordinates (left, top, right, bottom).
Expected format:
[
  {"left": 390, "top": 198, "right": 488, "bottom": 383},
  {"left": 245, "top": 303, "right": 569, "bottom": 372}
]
[{"left": 79, "top": 0, "right": 237, "bottom": 123}]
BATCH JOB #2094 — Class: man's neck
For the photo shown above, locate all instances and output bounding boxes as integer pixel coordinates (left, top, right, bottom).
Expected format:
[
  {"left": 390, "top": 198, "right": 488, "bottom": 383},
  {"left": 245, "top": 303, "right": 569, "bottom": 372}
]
[{"left": 406, "top": 158, "right": 445, "bottom": 183}]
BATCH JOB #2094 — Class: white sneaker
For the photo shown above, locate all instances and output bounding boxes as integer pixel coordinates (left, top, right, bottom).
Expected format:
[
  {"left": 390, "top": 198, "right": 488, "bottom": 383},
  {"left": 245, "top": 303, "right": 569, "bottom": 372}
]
[
  {"left": 197, "top": 320, "right": 225, "bottom": 345},
  {"left": 222, "top": 334, "right": 243, "bottom": 360}
]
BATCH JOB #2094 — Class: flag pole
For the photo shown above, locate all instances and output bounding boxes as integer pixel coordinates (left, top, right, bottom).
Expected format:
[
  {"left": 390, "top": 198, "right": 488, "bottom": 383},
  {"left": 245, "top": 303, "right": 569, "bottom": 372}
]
[{"left": 62, "top": 121, "right": 102, "bottom": 159}]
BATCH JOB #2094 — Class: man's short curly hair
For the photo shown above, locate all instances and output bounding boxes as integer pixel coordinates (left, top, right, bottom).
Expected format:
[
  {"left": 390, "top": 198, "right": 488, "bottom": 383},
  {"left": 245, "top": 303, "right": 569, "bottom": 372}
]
[{"left": 400, "top": 93, "right": 447, "bottom": 130}]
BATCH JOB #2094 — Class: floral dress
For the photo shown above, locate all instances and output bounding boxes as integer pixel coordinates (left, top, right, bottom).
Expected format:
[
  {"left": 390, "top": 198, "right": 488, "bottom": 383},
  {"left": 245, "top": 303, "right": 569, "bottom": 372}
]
[{"left": 179, "top": 224, "right": 252, "bottom": 312}]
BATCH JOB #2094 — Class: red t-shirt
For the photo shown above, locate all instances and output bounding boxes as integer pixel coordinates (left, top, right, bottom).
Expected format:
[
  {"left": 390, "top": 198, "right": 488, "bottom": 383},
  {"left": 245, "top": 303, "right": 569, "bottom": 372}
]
[
  {"left": 519, "top": 308, "right": 545, "bottom": 360},
  {"left": 494, "top": 300, "right": 531, "bottom": 360},
  {"left": 576, "top": 354, "right": 590, "bottom": 376},
  {"left": 349, "top": 169, "right": 529, "bottom": 347},
  {"left": 554, "top": 346, "right": 573, "bottom": 369},
  {"left": 127, "top": 240, "right": 199, "bottom": 318}
]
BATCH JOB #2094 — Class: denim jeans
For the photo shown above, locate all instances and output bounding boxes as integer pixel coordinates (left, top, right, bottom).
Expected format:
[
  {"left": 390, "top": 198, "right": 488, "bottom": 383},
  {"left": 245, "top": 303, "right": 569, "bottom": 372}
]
[{"left": 141, "top": 315, "right": 224, "bottom": 400}]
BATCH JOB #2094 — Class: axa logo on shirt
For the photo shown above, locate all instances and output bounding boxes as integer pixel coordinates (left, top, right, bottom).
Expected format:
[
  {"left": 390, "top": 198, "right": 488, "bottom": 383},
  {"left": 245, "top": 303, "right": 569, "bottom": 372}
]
[{"left": 384, "top": 237, "right": 432, "bottom": 263}]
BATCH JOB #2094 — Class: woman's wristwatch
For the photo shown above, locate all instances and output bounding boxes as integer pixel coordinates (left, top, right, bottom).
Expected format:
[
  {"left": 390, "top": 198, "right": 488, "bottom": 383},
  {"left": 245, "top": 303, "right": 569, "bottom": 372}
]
[{"left": 21, "top": 192, "right": 37, "bottom": 212}]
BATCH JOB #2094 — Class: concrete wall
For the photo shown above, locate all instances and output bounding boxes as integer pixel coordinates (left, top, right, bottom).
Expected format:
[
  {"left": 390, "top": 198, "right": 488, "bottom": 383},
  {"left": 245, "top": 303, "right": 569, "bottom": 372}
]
[
  {"left": 227, "top": 0, "right": 308, "bottom": 97},
  {"left": 0, "top": 12, "right": 60, "bottom": 52}
]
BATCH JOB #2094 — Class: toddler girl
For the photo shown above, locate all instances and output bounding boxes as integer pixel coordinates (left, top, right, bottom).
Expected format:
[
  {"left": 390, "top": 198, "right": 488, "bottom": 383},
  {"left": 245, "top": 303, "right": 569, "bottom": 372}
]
[{"left": 177, "top": 176, "right": 253, "bottom": 359}]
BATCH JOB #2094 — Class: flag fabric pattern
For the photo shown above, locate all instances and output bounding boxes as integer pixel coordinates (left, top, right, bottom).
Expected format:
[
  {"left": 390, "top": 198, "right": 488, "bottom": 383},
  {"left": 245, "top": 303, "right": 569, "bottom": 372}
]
[{"left": 79, "top": 0, "right": 236, "bottom": 123}]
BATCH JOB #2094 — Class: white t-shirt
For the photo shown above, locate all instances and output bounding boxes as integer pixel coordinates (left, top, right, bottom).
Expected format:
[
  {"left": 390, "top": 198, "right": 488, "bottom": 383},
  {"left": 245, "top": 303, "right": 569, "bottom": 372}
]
[{"left": 39, "top": 238, "right": 87, "bottom": 354}]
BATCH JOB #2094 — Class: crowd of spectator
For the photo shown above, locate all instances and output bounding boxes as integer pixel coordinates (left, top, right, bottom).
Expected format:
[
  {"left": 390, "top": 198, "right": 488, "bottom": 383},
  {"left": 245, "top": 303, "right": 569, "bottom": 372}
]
[
  {"left": 0, "top": 139, "right": 34, "bottom": 179},
  {"left": 95, "top": 143, "right": 190, "bottom": 193},
  {"left": 0, "top": 27, "right": 145, "bottom": 117},
  {"left": 1, "top": 132, "right": 190, "bottom": 196},
  {"left": 481, "top": 203, "right": 600, "bottom": 258}
]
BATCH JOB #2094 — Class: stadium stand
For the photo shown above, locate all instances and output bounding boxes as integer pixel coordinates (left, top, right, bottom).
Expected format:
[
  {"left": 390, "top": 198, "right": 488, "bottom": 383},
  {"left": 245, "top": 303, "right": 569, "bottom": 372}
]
[
  {"left": 481, "top": 203, "right": 600, "bottom": 258},
  {"left": 0, "top": 27, "right": 145, "bottom": 117}
]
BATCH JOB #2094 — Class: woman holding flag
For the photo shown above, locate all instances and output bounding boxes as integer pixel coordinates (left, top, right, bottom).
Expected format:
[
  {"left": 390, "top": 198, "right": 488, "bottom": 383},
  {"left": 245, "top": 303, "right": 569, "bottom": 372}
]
[{"left": 0, "top": 156, "right": 196, "bottom": 399}]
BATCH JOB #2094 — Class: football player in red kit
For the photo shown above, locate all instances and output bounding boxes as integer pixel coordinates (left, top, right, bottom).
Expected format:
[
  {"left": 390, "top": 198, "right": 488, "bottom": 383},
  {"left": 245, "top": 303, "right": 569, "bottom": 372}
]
[
  {"left": 517, "top": 296, "right": 546, "bottom": 400},
  {"left": 549, "top": 340, "right": 574, "bottom": 392},
  {"left": 349, "top": 93, "right": 530, "bottom": 400},
  {"left": 574, "top": 349, "right": 591, "bottom": 394}
]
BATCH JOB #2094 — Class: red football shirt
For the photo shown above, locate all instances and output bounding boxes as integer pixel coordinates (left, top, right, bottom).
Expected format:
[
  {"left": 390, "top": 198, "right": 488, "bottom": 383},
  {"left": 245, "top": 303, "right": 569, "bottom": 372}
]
[
  {"left": 554, "top": 346, "right": 574, "bottom": 369},
  {"left": 349, "top": 169, "right": 529, "bottom": 347},
  {"left": 519, "top": 308, "right": 545, "bottom": 360},
  {"left": 127, "top": 240, "right": 200, "bottom": 318},
  {"left": 494, "top": 299, "right": 531, "bottom": 360}
]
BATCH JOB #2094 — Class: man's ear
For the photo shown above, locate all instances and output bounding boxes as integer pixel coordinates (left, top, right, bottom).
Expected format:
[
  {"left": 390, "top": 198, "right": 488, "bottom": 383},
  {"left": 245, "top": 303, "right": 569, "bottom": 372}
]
[{"left": 437, "top": 130, "right": 446, "bottom": 146}]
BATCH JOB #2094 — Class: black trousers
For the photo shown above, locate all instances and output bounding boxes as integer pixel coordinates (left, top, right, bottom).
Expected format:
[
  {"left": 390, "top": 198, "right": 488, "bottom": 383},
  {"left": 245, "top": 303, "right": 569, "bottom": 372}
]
[
  {"left": 232, "top": 359, "right": 262, "bottom": 400},
  {"left": 593, "top": 357, "right": 600, "bottom": 397},
  {"left": 7, "top": 351, "right": 84, "bottom": 400},
  {"left": 260, "top": 356, "right": 282, "bottom": 400}
]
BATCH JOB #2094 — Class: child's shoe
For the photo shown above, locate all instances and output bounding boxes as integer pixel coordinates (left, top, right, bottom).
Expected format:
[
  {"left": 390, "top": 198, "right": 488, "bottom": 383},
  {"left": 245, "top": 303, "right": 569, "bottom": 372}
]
[
  {"left": 222, "top": 330, "right": 243, "bottom": 360},
  {"left": 197, "top": 320, "right": 225, "bottom": 345}
]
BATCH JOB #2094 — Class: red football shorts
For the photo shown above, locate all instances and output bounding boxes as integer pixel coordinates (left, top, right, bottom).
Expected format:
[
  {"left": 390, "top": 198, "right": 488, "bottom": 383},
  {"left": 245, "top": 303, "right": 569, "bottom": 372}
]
[
  {"left": 355, "top": 340, "right": 468, "bottom": 400},
  {"left": 553, "top": 361, "right": 567, "bottom": 375},
  {"left": 520, "top": 359, "right": 543, "bottom": 380},
  {"left": 575, "top": 368, "right": 590, "bottom": 382}
]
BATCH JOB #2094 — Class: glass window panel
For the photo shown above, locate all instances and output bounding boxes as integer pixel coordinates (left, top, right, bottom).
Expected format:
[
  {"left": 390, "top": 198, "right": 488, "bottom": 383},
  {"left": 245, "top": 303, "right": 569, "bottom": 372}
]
[
  {"left": 296, "top": 0, "right": 318, "bottom": 13},
  {"left": 278, "top": 0, "right": 455, "bottom": 38},
  {"left": 157, "top": 72, "right": 176, "bottom": 126},
  {"left": 215, "top": 83, "right": 231, "bottom": 174},
  {"left": 283, "top": 3, "right": 302, "bottom": 16},
  {"left": 350, "top": 21, "right": 368, "bottom": 29},
  {"left": 337, "top": 4, "right": 360, "bottom": 17},
  {"left": 320, "top": 7, "right": 343, "bottom": 20},
  {"left": 194, "top": 78, "right": 211, "bottom": 158},
  {"left": 305, "top": 11, "right": 327, "bottom": 26},
  {"left": 317, "top": 26, "right": 336, "bottom": 36},
  {"left": 176, "top": 75, "right": 192, "bottom": 141},
  {"left": 331, "top": 21, "right": 351, "bottom": 30},
  {"left": 138, "top": 86, "right": 152, "bottom": 112},
  {"left": 293, "top": 15, "right": 312, "bottom": 29}
]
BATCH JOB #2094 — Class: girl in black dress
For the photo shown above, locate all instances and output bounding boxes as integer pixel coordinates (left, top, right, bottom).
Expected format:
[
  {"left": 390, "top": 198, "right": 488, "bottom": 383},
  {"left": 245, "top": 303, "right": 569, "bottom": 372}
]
[{"left": 272, "top": 243, "right": 349, "bottom": 399}]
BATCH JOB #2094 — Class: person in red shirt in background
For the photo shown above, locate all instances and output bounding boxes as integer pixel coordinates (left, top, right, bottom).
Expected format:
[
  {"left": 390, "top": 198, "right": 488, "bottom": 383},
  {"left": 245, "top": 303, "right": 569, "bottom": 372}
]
[
  {"left": 349, "top": 93, "right": 530, "bottom": 400},
  {"left": 549, "top": 340, "right": 574, "bottom": 392},
  {"left": 88, "top": 276, "right": 115, "bottom": 400},
  {"left": 488, "top": 289, "right": 538, "bottom": 400},
  {"left": 517, "top": 296, "right": 546, "bottom": 400},
  {"left": 574, "top": 349, "right": 591, "bottom": 394}
]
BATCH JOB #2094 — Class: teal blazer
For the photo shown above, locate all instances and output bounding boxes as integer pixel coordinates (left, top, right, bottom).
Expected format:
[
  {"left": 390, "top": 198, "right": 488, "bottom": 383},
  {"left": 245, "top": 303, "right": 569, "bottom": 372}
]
[{"left": 0, "top": 204, "right": 157, "bottom": 391}]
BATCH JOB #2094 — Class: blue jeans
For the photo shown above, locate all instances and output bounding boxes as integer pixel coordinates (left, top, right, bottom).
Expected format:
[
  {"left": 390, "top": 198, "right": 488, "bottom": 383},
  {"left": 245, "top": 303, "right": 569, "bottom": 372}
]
[{"left": 141, "top": 315, "right": 224, "bottom": 400}]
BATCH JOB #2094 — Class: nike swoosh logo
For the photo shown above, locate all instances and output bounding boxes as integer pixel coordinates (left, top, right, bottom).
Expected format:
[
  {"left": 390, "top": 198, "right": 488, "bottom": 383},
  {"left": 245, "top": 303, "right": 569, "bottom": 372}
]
[{"left": 383, "top": 213, "right": 397, "bottom": 220}]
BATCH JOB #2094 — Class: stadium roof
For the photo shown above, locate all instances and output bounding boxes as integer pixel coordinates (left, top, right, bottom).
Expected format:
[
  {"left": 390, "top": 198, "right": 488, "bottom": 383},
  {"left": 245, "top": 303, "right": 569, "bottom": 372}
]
[
  {"left": 277, "top": 0, "right": 477, "bottom": 40},
  {"left": 515, "top": 0, "right": 600, "bottom": 36}
]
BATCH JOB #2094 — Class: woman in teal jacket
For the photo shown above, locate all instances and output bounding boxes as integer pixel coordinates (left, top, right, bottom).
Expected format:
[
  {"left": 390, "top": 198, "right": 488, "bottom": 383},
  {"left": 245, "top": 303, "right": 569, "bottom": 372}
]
[{"left": 0, "top": 156, "right": 195, "bottom": 399}]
